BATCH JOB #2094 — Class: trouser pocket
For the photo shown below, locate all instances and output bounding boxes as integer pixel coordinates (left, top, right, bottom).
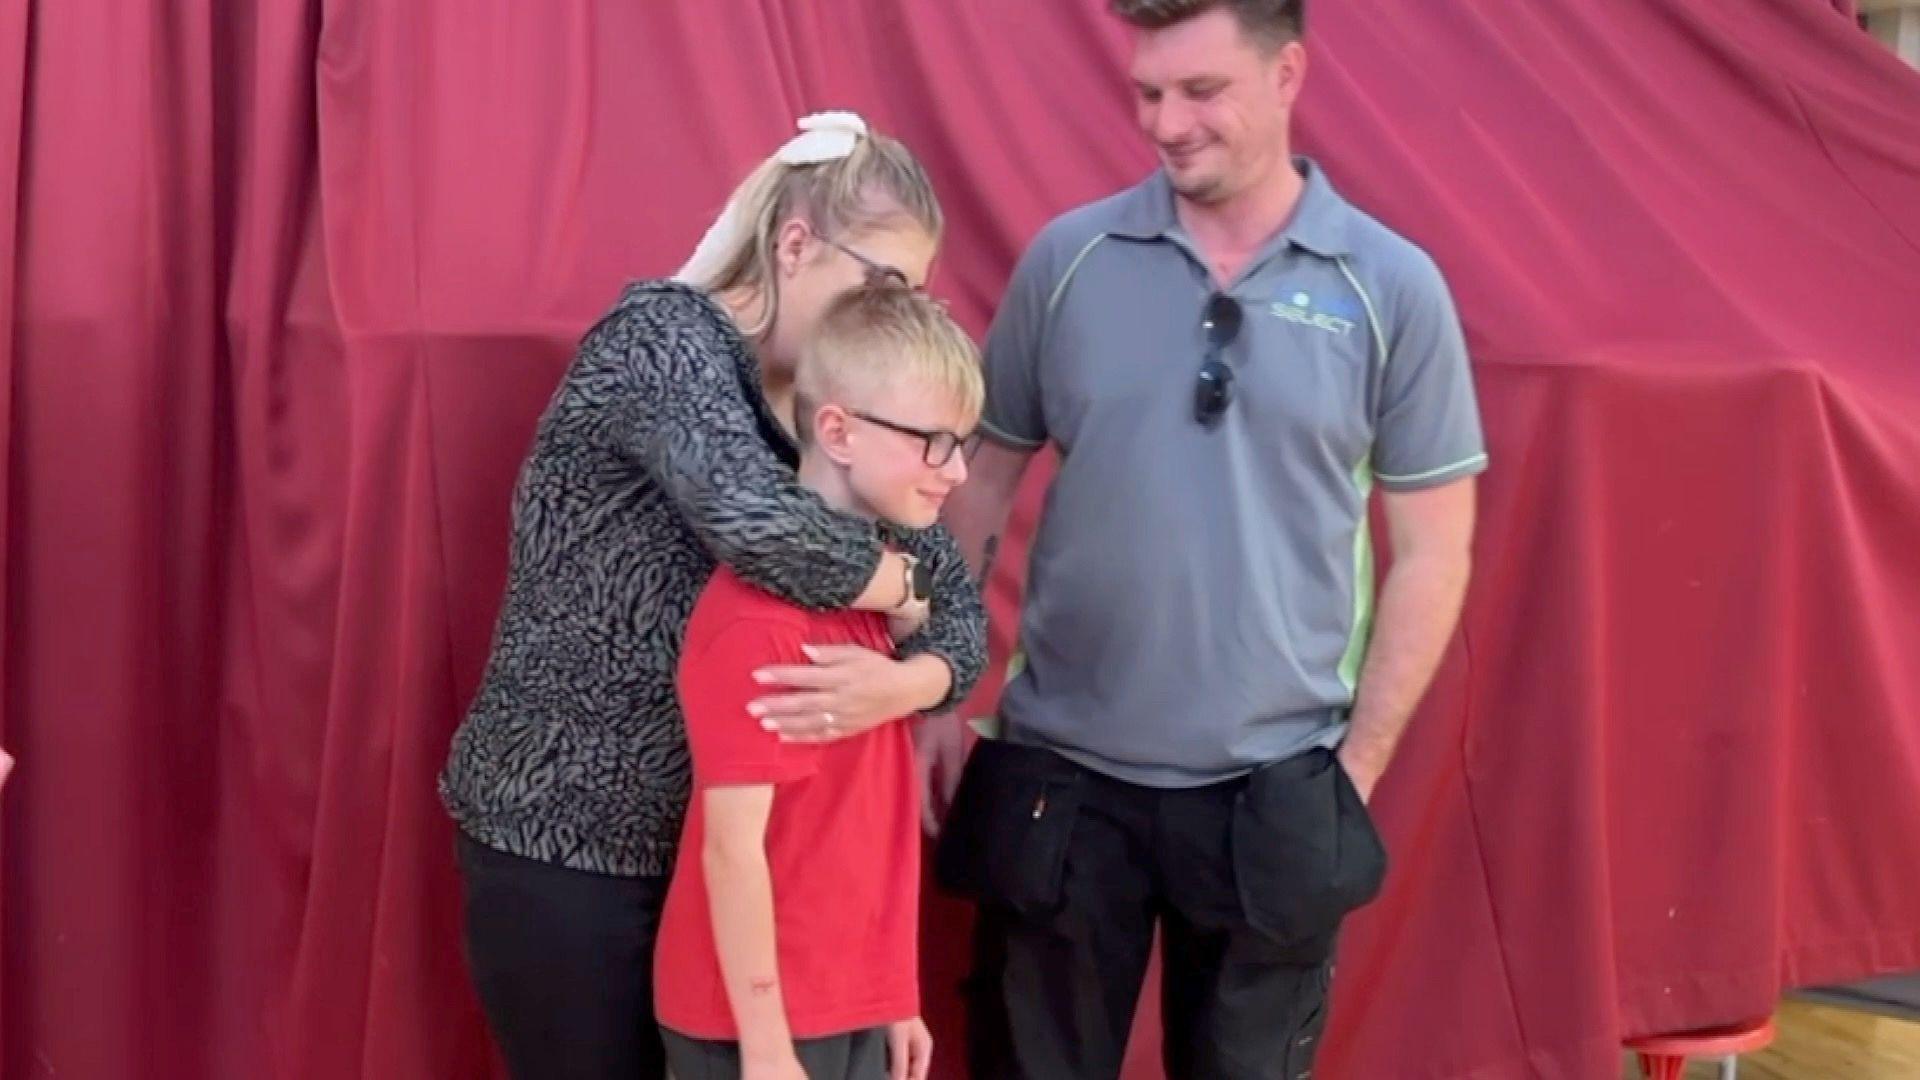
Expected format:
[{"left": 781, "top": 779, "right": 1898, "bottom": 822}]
[
  {"left": 934, "top": 736, "right": 1086, "bottom": 917},
  {"left": 1229, "top": 747, "right": 1386, "bottom": 959}
]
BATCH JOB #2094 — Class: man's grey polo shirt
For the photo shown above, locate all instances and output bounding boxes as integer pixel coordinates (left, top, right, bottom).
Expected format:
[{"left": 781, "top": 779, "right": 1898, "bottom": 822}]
[{"left": 981, "top": 158, "right": 1487, "bottom": 788}]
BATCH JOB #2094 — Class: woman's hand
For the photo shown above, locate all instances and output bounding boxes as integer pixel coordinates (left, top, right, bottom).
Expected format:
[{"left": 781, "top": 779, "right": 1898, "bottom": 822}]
[{"left": 751, "top": 649, "right": 950, "bottom": 743}]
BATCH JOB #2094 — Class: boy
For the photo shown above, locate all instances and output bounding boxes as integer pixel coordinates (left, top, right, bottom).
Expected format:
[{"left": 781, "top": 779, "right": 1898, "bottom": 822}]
[{"left": 654, "top": 286, "right": 984, "bottom": 1080}]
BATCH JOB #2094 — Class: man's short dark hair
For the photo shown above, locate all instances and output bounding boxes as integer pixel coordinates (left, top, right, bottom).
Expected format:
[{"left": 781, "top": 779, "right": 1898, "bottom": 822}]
[{"left": 1109, "top": 0, "right": 1306, "bottom": 51}]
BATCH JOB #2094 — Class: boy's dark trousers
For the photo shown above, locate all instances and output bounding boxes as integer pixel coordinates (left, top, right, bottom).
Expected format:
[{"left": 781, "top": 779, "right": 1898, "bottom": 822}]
[{"left": 660, "top": 1027, "right": 888, "bottom": 1080}]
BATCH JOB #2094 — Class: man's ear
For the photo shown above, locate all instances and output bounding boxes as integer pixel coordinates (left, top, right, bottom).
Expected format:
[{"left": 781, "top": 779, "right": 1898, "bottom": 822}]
[{"left": 1274, "top": 41, "right": 1308, "bottom": 107}]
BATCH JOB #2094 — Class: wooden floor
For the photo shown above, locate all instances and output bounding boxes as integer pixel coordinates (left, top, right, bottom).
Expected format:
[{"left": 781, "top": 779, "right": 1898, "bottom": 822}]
[{"left": 1618, "top": 1000, "right": 1920, "bottom": 1078}]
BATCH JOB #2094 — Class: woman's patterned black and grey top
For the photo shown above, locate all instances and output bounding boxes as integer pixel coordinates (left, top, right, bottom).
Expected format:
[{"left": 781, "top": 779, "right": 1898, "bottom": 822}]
[{"left": 439, "top": 281, "right": 988, "bottom": 878}]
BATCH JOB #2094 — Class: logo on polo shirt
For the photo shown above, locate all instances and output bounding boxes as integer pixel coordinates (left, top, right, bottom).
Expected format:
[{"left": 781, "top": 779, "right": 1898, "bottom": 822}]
[{"left": 1269, "top": 289, "right": 1357, "bottom": 337}]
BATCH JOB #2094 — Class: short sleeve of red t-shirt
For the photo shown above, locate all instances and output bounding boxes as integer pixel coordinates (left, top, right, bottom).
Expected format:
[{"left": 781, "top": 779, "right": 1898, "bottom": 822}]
[
  {"left": 660, "top": 573, "right": 921, "bottom": 1041},
  {"left": 678, "top": 619, "right": 824, "bottom": 786}
]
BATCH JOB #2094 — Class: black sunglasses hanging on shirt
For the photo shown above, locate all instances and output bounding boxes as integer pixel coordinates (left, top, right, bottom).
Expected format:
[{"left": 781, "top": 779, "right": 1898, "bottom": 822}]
[{"left": 1194, "top": 293, "right": 1245, "bottom": 427}]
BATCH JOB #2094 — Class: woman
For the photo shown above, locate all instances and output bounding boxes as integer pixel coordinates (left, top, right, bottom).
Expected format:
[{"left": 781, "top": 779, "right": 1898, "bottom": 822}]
[{"left": 439, "top": 112, "right": 987, "bottom": 1080}]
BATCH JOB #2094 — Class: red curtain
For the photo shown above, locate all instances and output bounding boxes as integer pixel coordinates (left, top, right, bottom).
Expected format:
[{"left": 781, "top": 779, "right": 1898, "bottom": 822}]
[{"left": 5, "top": 2, "right": 1919, "bottom": 1078}]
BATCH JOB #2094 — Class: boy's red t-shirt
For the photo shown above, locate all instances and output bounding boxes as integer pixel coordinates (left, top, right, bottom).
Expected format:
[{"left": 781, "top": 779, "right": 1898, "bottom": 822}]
[{"left": 653, "top": 567, "right": 921, "bottom": 1041}]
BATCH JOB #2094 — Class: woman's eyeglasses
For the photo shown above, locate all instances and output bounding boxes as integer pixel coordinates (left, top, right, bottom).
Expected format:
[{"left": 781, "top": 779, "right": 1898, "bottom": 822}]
[
  {"left": 814, "top": 231, "right": 913, "bottom": 290},
  {"left": 1194, "top": 293, "right": 1244, "bottom": 427},
  {"left": 850, "top": 410, "right": 970, "bottom": 467}
]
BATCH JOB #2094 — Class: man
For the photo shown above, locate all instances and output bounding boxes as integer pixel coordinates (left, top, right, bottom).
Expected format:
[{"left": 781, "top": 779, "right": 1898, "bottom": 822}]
[{"left": 930, "top": 1, "right": 1487, "bottom": 1077}]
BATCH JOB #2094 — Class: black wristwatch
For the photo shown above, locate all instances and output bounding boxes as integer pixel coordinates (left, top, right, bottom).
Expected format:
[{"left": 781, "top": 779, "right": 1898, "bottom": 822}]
[{"left": 899, "top": 553, "right": 933, "bottom": 609}]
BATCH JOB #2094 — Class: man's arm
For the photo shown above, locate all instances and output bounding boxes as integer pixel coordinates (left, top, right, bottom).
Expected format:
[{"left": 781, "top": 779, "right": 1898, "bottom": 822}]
[
  {"left": 1338, "top": 478, "right": 1476, "bottom": 801},
  {"left": 946, "top": 217, "right": 1057, "bottom": 581},
  {"left": 944, "top": 439, "right": 1036, "bottom": 582},
  {"left": 703, "top": 784, "right": 804, "bottom": 1074},
  {"left": 916, "top": 439, "right": 1037, "bottom": 834},
  {"left": 911, "top": 221, "right": 1053, "bottom": 830}
]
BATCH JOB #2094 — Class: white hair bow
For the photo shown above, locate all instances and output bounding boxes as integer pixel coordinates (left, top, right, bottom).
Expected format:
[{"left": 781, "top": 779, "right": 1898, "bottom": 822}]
[
  {"left": 776, "top": 110, "right": 869, "bottom": 164},
  {"left": 674, "top": 111, "right": 871, "bottom": 286}
]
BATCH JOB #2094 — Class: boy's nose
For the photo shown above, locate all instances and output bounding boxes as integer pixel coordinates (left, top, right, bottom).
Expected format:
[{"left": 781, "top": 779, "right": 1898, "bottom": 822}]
[{"left": 939, "top": 451, "right": 969, "bottom": 486}]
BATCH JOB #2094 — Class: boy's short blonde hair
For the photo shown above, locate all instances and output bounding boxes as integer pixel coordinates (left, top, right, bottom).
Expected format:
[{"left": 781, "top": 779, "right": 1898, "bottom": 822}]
[{"left": 795, "top": 287, "right": 984, "bottom": 444}]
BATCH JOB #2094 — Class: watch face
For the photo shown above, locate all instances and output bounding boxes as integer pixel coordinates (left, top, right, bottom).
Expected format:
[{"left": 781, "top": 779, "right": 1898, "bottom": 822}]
[{"left": 911, "top": 561, "right": 934, "bottom": 600}]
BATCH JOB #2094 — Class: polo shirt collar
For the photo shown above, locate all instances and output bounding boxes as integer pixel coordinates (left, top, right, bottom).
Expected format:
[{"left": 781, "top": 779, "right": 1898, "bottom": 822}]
[{"left": 1107, "top": 155, "right": 1352, "bottom": 258}]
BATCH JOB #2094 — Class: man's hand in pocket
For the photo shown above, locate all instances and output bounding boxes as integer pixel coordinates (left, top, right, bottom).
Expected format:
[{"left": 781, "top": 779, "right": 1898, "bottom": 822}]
[{"left": 914, "top": 712, "right": 969, "bottom": 837}]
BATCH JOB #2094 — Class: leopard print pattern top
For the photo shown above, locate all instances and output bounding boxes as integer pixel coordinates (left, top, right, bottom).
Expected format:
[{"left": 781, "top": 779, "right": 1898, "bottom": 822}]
[{"left": 440, "top": 281, "right": 987, "bottom": 877}]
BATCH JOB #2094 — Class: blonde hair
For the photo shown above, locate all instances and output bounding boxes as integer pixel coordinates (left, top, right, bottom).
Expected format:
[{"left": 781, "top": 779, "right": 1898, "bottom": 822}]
[
  {"left": 683, "top": 130, "right": 943, "bottom": 339},
  {"left": 795, "top": 287, "right": 983, "bottom": 446}
]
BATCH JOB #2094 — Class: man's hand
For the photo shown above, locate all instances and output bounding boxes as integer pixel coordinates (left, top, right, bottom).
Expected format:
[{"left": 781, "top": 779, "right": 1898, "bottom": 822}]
[
  {"left": 752, "top": 649, "right": 949, "bottom": 743},
  {"left": 914, "top": 711, "right": 970, "bottom": 837},
  {"left": 887, "top": 1017, "right": 934, "bottom": 1080},
  {"left": 1337, "top": 742, "right": 1386, "bottom": 805},
  {"left": 1338, "top": 478, "right": 1477, "bottom": 808}
]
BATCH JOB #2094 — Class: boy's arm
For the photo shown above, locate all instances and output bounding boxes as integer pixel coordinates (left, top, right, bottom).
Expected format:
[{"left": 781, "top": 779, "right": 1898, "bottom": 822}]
[
  {"left": 680, "top": 619, "right": 821, "bottom": 1070},
  {"left": 703, "top": 784, "right": 802, "bottom": 1073}
]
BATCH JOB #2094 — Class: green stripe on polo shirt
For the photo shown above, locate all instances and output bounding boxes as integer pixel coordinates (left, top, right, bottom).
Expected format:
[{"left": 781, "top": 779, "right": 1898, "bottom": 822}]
[{"left": 1338, "top": 458, "right": 1377, "bottom": 694}]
